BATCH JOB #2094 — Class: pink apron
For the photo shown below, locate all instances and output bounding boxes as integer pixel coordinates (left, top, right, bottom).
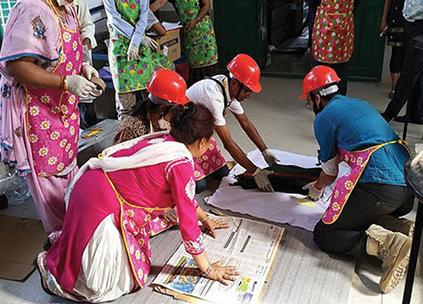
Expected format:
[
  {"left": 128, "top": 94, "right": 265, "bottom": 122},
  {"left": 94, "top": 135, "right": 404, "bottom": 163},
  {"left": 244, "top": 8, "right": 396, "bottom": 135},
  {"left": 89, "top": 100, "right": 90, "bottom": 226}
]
[
  {"left": 24, "top": 0, "right": 82, "bottom": 177},
  {"left": 105, "top": 172, "right": 176, "bottom": 289},
  {"left": 193, "top": 137, "right": 226, "bottom": 181},
  {"left": 312, "top": 0, "right": 354, "bottom": 64},
  {"left": 323, "top": 140, "right": 409, "bottom": 224}
]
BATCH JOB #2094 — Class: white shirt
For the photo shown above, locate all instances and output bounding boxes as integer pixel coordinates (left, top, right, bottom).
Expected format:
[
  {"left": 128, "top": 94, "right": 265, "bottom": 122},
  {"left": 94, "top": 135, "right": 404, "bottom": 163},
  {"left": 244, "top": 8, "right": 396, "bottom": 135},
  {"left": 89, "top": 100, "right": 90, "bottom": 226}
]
[
  {"left": 186, "top": 75, "right": 244, "bottom": 126},
  {"left": 73, "top": 0, "right": 97, "bottom": 48}
]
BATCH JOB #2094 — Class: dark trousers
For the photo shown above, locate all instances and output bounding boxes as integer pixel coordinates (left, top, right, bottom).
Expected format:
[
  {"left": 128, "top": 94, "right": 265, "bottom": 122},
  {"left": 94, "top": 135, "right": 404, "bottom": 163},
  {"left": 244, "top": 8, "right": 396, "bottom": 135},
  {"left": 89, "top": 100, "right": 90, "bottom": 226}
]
[
  {"left": 383, "top": 20, "right": 423, "bottom": 120},
  {"left": 313, "top": 182, "right": 414, "bottom": 258},
  {"left": 313, "top": 60, "right": 349, "bottom": 95},
  {"left": 79, "top": 103, "right": 99, "bottom": 129},
  {"left": 195, "top": 165, "right": 229, "bottom": 194}
]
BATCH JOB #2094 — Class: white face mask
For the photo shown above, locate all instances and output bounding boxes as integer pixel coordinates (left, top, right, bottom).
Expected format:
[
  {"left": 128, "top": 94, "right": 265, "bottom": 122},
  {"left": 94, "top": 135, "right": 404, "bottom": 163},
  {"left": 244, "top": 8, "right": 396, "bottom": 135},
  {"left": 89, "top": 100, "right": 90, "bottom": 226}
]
[
  {"left": 158, "top": 118, "right": 170, "bottom": 130},
  {"left": 56, "top": 0, "right": 68, "bottom": 6}
]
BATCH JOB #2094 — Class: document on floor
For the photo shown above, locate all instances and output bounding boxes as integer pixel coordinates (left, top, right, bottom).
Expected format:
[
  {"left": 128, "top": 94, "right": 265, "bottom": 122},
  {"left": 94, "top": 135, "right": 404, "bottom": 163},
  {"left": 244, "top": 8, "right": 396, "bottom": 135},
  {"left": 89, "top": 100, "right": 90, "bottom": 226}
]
[
  {"left": 152, "top": 215, "right": 285, "bottom": 304},
  {"left": 206, "top": 149, "right": 349, "bottom": 231}
]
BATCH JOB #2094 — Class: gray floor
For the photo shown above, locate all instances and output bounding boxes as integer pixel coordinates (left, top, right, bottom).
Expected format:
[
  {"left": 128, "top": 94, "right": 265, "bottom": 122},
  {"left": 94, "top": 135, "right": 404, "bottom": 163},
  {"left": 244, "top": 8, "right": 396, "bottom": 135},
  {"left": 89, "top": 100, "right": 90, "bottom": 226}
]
[{"left": 1, "top": 70, "right": 423, "bottom": 303}]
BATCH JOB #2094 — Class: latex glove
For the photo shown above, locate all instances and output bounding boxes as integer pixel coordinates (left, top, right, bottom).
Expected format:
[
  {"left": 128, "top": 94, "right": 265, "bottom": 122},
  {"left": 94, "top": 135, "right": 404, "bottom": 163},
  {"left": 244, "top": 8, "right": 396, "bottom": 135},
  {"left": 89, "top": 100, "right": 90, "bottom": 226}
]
[
  {"left": 81, "top": 63, "right": 98, "bottom": 80},
  {"left": 163, "top": 208, "right": 177, "bottom": 223},
  {"left": 141, "top": 36, "right": 158, "bottom": 51},
  {"left": 262, "top": 148, "right": 279, "bottom": 166},
  {"left": 127, "top": 44, "right": 139, "bottom": 61},
  {"left": 252, "top": 168, "right": 274, "bottom": 192},
  {"left": 65, "top": 75, "right": 96, "bottom": 98},
  {"left": 302, "top": 181, "right": 323, "bottom": 201}
]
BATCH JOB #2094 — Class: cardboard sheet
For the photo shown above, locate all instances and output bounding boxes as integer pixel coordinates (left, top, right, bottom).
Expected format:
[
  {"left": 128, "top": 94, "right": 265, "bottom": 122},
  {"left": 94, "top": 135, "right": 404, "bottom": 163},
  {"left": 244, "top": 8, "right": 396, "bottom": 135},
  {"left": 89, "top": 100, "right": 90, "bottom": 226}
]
[{"left": 0, "top": 215, "right": 46, "bottom": 281}]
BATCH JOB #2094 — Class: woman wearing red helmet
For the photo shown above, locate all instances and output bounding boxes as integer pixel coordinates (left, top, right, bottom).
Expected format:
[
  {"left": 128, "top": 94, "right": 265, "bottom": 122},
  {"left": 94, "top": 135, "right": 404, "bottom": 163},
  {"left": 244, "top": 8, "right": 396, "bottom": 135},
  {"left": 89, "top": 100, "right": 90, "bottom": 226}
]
[{"left": 301, "top": 65, "right": 414, "bottom": 294}]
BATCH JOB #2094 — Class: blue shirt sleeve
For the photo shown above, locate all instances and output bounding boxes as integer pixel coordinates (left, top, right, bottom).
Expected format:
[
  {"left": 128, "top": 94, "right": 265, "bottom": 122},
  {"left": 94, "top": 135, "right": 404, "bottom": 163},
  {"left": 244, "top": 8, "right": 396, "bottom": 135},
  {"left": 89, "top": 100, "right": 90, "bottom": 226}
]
[
  {"left": 103, "top": 0, "right": 148, "bottom": 47},
  {"left": 129, "top": 0, "right": 149, "bottom": 48},
  {"left": 314, "top": 114, "right": 337, "bottom": 163}
]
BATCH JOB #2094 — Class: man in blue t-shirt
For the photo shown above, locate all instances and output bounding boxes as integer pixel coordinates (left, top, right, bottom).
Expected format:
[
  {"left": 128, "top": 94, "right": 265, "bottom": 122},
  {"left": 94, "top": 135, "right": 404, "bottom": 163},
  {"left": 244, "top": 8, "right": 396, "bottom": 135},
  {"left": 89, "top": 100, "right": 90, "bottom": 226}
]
[{"left": 301, "top": 66, "right": 414, "bottom": 293}]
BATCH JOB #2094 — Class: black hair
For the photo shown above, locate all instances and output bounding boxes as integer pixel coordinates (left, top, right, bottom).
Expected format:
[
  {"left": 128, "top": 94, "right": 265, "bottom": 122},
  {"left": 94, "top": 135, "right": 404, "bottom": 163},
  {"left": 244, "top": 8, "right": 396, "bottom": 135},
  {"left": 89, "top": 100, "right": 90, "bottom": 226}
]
[
  {"left": 129, "top": 97, "right": 173, "bottom": 120},
  {"left": 168, "top": 102, "right": 215, "bottom": 145}
]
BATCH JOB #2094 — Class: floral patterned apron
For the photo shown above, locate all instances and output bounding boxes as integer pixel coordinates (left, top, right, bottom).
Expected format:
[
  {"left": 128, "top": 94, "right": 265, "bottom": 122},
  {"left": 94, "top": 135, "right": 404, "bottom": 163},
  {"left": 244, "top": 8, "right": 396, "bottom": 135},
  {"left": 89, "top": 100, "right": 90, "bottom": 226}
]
[
  {"left": 312, "top": 0, "right": 354, "bottom": 64},
  {"left": 109, "top": 0, "right": 171, "bottom": 93},
  {"left": 322, "top": 140, "right": 410, "bottom": 224},
  {"left": 104, "top": 171, "right": 176, "bottom": 288},
  {"left": 175, "top": 0, "right": 218, "bottom": 68},
  {"left": 193, "top": 137, "right": 226, "bottom": 181},
  {"left": 24, "top": 0, "right": 82, "bottom": 177}
]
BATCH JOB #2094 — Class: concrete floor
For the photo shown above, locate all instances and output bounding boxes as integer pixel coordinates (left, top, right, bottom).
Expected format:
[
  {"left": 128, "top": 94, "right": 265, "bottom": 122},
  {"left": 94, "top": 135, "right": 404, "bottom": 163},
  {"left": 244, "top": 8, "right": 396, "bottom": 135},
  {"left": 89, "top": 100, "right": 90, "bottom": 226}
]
[{"left": 1, "top": 71, "right": 423, "bottom": 303}]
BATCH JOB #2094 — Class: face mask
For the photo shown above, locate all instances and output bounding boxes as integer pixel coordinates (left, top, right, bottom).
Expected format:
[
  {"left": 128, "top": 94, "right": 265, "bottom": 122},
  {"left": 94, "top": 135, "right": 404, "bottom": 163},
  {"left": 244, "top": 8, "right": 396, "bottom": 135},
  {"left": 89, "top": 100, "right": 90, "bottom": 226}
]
[
  {"left": 56, "top": 0, "right": 68, "bottom": 6},
  {"left": 158, "top": 118, "right": 170, "bottom": 130}
]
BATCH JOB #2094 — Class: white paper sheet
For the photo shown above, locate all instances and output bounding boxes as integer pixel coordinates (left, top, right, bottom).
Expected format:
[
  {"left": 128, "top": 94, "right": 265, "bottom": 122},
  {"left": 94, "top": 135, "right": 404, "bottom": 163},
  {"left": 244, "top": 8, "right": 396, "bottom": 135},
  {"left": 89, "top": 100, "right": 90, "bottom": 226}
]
[
  {"left": 153, "top": 215, "right": 285, "bottom": 304},
  {"left": 205, "top": 150, "right": 349, "bottom": 231}
]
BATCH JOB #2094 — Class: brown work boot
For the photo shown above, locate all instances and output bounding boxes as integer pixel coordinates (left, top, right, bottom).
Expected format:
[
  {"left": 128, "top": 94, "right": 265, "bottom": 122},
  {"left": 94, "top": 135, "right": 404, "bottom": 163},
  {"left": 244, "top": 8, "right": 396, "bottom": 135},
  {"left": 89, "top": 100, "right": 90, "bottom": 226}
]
[
  {"left": 376, "top": 216, "right": 415, "bottom": 237},
  {"left": 366, "top": 224, "right": 412, "bottom": 293}
]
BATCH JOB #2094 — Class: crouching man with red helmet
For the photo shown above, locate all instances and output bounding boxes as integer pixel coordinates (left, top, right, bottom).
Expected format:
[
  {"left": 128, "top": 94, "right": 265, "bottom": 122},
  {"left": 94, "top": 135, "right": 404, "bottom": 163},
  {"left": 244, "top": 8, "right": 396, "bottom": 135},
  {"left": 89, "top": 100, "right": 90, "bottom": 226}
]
[
  {"left": 302, "top": 65, "right": 414, "bottom": 293},
  {"left": 187, "top": 54, "right": 279, "bottom": 193}
]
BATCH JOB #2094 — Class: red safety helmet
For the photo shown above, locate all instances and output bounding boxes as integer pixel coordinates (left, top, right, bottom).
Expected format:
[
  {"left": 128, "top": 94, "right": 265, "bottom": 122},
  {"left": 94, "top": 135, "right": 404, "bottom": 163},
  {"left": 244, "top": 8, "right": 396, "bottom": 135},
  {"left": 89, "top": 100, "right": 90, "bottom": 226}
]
[
  {"left": 227, "top": 54, "right": 262, "bottom": 93},
  {"left": 146, "top": 69, "right": 189, "bottom": 105},
  {"left": 300, "top": 66, "right": 341, "bottom": 99}
]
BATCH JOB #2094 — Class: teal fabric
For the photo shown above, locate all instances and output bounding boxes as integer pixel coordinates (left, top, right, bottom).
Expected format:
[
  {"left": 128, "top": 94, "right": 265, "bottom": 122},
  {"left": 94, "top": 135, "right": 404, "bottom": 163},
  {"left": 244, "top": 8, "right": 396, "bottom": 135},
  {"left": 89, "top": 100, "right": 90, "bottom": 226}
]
[{"left": 314, "top": 95, "right": 409, "bottom": 186}]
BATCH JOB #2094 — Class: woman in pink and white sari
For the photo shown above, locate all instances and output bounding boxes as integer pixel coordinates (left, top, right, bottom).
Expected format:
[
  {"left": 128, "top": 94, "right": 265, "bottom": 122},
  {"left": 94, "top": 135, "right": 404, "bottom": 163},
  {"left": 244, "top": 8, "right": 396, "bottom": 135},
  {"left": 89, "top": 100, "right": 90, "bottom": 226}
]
[
  {"left": 0, "top": 0, "right": 98, "bottom": 233},
  {"left": 36, "top": 103, "right": 238, "bottom": 302}
]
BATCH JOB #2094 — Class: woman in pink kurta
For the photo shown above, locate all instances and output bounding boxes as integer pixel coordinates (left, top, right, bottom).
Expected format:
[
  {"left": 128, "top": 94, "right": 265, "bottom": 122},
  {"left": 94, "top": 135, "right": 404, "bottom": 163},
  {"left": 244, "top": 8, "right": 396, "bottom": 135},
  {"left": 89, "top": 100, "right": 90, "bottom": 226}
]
[
  {"left": 36, "top": 103, "right": 238, "bottom": 302},
  {"left": 0, "top": 0, "right": 98, "bottom": 233}
]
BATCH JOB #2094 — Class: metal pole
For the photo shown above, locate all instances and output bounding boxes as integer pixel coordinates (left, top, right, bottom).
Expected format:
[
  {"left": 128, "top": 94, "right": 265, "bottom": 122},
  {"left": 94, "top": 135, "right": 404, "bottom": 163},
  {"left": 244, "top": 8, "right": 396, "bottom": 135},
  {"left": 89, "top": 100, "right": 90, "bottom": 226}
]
[{"left": 402, "top": 200, "right": 423, "bottom": 304}]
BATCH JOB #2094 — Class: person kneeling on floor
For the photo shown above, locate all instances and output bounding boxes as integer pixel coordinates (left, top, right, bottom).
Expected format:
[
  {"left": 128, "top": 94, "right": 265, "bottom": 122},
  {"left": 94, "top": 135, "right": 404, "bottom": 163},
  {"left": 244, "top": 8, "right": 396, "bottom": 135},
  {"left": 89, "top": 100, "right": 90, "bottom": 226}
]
[{"left": 301, "top": 65, "right": 414, "bottom": 293}]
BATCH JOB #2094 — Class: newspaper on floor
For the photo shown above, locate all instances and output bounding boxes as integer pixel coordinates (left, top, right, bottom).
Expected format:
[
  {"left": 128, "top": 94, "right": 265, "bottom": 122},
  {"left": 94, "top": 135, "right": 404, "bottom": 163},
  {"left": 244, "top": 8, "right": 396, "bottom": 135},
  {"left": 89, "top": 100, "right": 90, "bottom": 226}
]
[{"left": 152, "top": 215, "right": 286, "bottom": 304}]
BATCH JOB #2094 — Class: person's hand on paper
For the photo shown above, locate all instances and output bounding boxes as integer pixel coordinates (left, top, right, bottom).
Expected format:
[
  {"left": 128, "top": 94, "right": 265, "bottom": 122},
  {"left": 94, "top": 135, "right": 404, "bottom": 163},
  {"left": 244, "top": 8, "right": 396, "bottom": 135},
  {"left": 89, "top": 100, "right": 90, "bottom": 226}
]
[
  {"left": 201, "top": 217, "right": 229, "bottom": 238},
  {"left": 206, "top": 261, "right": 239, "bottom": 285},
  {"left": 302, "top": 181, "right": 323, "bottom": 201}
]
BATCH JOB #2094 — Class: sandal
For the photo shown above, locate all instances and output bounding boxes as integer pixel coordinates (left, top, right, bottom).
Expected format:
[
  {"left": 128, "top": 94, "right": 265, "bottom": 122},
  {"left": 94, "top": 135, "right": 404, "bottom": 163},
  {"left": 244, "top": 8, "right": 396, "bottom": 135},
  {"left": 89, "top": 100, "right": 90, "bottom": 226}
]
[
  {"left": 388, "top": 90, "right": 395, "bottom": 99},
  {"left": 33, "top": 252, "right": 55, "bottom": 296}
]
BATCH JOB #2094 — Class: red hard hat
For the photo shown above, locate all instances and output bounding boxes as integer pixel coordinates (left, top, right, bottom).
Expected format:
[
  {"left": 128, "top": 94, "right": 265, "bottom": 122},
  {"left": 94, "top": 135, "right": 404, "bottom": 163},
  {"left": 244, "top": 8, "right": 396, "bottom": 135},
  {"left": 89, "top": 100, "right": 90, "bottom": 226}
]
[
  {"left": 146, "top": 69, "right": 189, "bottom": 105},
  {"left": 227, "top": 54, "right": 262, "bottom": 93},
  {"left": 300, "top": 66, "right": 341, "bottom": 99}
]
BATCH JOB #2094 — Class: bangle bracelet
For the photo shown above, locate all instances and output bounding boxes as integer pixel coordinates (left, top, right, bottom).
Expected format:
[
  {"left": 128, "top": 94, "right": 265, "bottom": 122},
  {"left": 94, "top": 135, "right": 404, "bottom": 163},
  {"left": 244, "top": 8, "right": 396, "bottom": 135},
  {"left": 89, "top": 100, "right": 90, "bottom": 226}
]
[
  {"left": 58, "top": 74, "right": 67, "bottom": 91},
  {"left": 200, "top": 215, "right": 208, "bottom": 223},
  {"left": 201, "top": 264, "right": 212, "bottom": 276}
]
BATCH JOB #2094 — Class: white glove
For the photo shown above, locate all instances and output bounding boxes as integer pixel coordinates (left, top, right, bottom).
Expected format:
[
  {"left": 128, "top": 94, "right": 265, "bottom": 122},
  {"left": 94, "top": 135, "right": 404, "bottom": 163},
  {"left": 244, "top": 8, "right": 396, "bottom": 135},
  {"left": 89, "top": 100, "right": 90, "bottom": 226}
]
[
  {"left": 127, "top": 44, "right": 139, "bottom": 61},
  {"left": 141, "top": 36, "right": 158, "bottom": 51},
  {"left": 262, "top": 148, "right": 279, "bottom": 166},
  {"left": 302, "top": 181, "right": 323, "bottom": 201},
  {"left": 253, "top": 168, "right": 274, "bottom": 192},
  {"left": 163, "top": 208, "right": 177, "bottom": 223},
  {"left": 65, "top": 75, "right": 96, "bottom": 98},
  {"left": 81, "top": 63, "right": 98, "bottom": 80}
]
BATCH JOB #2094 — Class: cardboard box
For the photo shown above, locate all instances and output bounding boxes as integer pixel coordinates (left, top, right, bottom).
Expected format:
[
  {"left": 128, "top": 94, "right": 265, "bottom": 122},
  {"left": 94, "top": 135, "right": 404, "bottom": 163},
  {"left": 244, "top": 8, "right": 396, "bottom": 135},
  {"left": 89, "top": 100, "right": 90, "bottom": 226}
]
[{"left": 154, "top": 28, "right": 181, "bottom": 63}]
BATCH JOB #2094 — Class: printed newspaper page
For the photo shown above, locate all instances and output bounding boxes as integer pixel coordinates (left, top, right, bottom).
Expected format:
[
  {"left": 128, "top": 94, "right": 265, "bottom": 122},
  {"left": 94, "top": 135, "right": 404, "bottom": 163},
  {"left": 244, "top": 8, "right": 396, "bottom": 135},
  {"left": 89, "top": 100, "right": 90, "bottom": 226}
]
[{"left": 152, "top": 216, "right": 285, "bottom": 304}]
